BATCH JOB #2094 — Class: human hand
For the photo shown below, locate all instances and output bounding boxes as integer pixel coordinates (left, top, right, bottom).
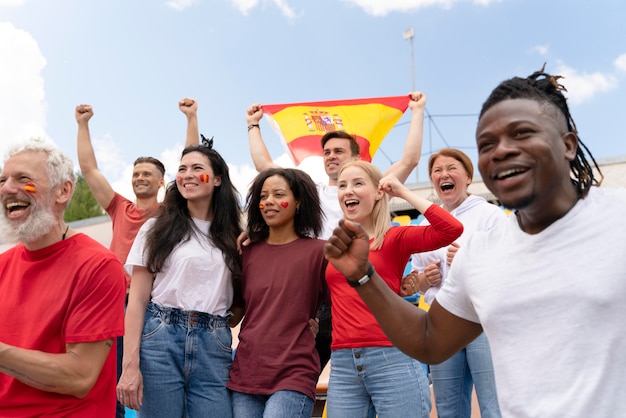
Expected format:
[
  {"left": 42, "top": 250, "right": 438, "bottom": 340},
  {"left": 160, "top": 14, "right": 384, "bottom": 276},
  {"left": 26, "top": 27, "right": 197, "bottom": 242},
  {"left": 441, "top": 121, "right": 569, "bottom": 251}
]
[
  {"left": 75, "top": 104, "right": 94, "bottom": 123},
  {"left": 117, "top": 366, "right": 144, "bottom": 411},
  {"left": 323, "top": 219, "right": 370, "bottom": 283},
  {"left": 379, "top": 174, "right": 406, "bottom": 198},
  {"left": 179, "top": 97, "right": 197, "bottom": 117},
  {"left": 408, "top": 91, "right": 426, "bottom": 111},
  {"left": 446, "top": 242, "right": 459, "bottom": 266},
  {"left": 309, "top": 318, "right": 319, "bottom": 337},
  {"left": 246, "top": 103, "right": 263, "bottom": 125},
  {"left": 400, "top": 270, "right": 420, "bottom": 296},
  {"left": 423, "top": 260, "right": 442, "bottom": 287},
  {"left": 236, "top": 231, "right": 251, "bottom": 254}
]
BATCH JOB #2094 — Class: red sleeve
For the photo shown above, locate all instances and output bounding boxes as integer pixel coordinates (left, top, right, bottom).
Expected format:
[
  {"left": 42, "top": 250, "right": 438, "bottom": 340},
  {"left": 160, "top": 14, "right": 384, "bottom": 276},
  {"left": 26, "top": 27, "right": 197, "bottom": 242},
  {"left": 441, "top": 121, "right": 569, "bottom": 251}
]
[{"left": 416, "top": 204, "right": 464, "bottom": 251}]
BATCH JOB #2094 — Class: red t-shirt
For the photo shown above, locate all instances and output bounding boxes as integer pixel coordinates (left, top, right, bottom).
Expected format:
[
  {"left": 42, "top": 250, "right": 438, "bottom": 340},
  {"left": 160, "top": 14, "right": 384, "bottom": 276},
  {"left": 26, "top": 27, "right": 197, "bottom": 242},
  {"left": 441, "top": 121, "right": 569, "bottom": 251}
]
[
  {"left": 326, "top": 205, "right": 463, "bottom": 349},
  {"left": 106, "top": 193, "right": 160, "bottom": 287},
  {"left": 0, "top": 234, "right": 126, "bottom": 417}
]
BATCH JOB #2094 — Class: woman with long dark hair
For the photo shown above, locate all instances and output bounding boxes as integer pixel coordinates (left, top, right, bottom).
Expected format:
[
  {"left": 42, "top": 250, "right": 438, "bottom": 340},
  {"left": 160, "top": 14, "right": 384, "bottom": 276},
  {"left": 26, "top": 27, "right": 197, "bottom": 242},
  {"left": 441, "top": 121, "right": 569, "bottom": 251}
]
[{"left": 117, "top": 139, "right": 242, "bottom": 417}]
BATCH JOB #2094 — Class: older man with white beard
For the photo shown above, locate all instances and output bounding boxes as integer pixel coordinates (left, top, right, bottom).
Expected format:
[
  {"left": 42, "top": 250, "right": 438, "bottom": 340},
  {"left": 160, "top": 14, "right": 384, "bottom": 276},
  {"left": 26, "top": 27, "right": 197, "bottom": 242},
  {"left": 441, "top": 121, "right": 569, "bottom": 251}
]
[{"left": 0, "top": 138, "right": 125, "bottom": 416}]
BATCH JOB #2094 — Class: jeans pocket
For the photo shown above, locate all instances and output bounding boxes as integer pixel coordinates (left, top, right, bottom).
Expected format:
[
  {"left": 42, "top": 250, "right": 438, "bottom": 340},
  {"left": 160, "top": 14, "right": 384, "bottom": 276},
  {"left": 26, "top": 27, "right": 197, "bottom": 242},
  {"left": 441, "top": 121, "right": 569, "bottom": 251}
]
[
  {"left": 142, "top": 313, "right": 166, "bottom": 340},
  {"left": 212, "top": 325, "right": 233, "bottom": 352}
]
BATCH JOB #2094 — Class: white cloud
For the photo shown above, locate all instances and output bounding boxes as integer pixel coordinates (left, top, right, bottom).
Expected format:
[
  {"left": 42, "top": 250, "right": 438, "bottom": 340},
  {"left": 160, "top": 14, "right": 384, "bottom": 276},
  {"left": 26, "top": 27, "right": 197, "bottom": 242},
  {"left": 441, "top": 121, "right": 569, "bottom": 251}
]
[
  {"left": 555, "top": 63, "right": 619, "bottom": 105},
  {"left": 230, "top": 0, "right": 259, "bottom": 15},
  {"left": 614, "top": 53, "right": 626, "bottom": 73},
  {"left": 229, "top": 0, "right": 297, "bottom": 19},
  {"left": 338, "top": 0, "right": 498, "bottom": 17},
  {"left": 0, "top": 22, "right": 49, "bottom": 162},
  {"left": 0, "top": 0, "right": 26, "bottom": 6},
  {"left": 531, "top": 44, "right": 549, "bottom": 56},
  {"left": 271, "top": 0, "right": 298, "bottom": 19},
  {"left": 165, "top": 0, "right": 200, "bottom": 11}
]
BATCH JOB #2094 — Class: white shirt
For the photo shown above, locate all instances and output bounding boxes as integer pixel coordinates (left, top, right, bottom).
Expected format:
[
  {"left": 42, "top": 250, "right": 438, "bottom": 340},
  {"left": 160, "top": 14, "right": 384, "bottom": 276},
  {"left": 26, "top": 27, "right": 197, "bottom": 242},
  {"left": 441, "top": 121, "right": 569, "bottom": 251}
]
[
  {"left": 126, "top": 217, "right": 233, "bottom": 315},
  {"left": 317, "top": 182, "right": 343, "bottom": 240},
  {"left": 437, "top": 187, "right": 626, "bottom": 416}
]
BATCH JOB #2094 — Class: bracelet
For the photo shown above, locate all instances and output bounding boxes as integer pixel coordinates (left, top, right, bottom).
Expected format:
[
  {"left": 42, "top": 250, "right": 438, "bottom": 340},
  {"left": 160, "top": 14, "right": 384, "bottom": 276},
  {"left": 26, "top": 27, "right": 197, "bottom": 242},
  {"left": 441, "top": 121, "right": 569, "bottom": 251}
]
[
  {"left": 347, "top": 262, "right": 375, "bottom": 288},
  {"left": 247, "top": 124, "right": 260, "bottom": 132}
]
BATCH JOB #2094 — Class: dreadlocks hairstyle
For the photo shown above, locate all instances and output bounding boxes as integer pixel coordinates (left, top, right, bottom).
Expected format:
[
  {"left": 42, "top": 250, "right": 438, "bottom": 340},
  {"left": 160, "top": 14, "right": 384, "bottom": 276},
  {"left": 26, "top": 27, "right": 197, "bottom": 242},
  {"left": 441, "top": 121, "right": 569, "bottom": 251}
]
[
  {"left": 144, "top": 137, "right": 242, "bottom": 288},
  {"left": 479, "top": 64, "right": 603, "bottom": 198},
  {"left": 246, "top": 168, "right": 324, "bottom": 242}
]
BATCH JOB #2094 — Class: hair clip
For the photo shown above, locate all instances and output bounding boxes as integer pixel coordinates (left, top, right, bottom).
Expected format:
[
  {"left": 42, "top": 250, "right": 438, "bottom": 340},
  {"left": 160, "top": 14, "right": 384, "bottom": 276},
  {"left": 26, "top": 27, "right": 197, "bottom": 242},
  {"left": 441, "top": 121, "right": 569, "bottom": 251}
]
[{"left": 201, "top": 134, "right": 214, "bottom": 149}]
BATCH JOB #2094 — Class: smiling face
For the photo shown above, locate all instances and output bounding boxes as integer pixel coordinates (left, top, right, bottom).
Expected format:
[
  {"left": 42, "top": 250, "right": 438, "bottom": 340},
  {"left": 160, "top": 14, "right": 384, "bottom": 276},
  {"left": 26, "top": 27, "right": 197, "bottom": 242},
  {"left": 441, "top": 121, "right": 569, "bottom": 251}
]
[
  {"left": 176, "top": 151, "right": 221, "bottom": 202},
  {"left": 132, "top": 162, "right": 164, "bottom": 198},
  {"left": 0, "top": 151, "right": 58, "bottom": 243},
  {"left": 430, "top": 155, "right": 472, "bottom": 211},
  {"left": 323, "top": 137, "right": 355, "bottom": 183},
  {"left": 476, "top": 98, "right": 577, "bottom": 213},
  {"left": 337, "top": 164, "right": 383, "bottom": 224},
  {"left": 259, "top": 174, "right": 298, "bottom": 230}
]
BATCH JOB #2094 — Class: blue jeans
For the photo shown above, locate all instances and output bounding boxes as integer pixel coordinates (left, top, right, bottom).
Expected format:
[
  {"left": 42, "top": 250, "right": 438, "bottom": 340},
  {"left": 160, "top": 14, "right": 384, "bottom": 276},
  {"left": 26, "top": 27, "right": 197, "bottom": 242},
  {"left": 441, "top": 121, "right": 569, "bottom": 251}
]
[
  {"left": 138, "top": 302, "right": 233, "bottom": 418},
  {"left": 232, "top": 390, "right": 313, "bottom": 418},
  {"left": 327, "top": 346, "right": 431, "bottom": 418},
  {"left": 430, "top": 333, "right": 501, "bottom": 418}
]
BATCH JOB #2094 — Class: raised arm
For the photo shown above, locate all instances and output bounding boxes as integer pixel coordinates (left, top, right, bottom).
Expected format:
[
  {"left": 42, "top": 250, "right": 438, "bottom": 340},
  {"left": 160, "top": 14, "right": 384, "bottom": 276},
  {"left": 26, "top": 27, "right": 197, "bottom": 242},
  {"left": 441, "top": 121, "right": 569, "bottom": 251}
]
[
  {"left": 385, "top": 92, "right": 426, "bottom": 184},
  {"left": 0, "top": 339, "right": 113, "bottom": 398},
  {"left": 76, "top": 104, "right": 115, "bottom": 209},
  {"left": 379, "top": 173, "right": 433, "bottom": 214},
  {"left": 179, "top": 97, "right": 199, "bottom": 148},
  {"left": 323, "top": 219, "right": 481, "bottom": 364},
  {"left": 246, "top": 103, "right": 280, "bottom": 172}
]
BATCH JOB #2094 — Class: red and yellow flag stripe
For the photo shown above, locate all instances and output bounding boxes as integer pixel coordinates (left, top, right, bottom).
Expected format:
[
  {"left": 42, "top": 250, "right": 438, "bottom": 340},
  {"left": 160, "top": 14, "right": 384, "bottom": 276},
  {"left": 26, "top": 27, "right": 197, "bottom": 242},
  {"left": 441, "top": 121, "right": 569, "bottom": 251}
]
[{"left": 262, "top": 95, "right": 409, "bottom": 165}]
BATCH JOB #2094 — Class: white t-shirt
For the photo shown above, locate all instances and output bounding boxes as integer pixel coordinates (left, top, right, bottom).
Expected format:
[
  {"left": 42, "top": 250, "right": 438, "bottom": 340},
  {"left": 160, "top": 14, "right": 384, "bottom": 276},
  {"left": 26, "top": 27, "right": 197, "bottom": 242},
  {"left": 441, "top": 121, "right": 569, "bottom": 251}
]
[
  {"left": 437, "top": 187, "right": 626, "bottom": 416},
  {"left": 126, "top": 217, "right": 233, "bottom": 315},
  {"left": 317, "top": 182, "right": 342, "bottom": 240},
  {"left": 411, "top": 195, "right": 506, "bottom": 305}
]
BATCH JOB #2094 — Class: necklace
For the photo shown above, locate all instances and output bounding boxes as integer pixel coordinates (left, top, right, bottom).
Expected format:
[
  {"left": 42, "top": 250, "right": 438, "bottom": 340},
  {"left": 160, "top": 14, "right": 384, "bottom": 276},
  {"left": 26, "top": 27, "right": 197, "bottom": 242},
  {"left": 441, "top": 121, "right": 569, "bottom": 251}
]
[{"left": 62, "top": 224, "right": 70, "bottom": 240}]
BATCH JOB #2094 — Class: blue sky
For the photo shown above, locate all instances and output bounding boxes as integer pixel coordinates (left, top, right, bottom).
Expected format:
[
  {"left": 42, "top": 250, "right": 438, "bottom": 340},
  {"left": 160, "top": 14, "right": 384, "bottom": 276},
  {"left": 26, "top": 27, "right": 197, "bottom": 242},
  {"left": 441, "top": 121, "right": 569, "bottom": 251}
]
[{"left": 1, "top": 0, "right": 625, "bottom": 199}]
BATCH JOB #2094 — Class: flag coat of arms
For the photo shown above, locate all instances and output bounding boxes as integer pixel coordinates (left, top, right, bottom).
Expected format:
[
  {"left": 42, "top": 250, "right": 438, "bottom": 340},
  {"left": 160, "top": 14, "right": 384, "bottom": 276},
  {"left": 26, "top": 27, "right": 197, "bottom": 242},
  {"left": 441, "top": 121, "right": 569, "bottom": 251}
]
[{"left": 262, "top": 95, "right": 410, "bottom": 165}]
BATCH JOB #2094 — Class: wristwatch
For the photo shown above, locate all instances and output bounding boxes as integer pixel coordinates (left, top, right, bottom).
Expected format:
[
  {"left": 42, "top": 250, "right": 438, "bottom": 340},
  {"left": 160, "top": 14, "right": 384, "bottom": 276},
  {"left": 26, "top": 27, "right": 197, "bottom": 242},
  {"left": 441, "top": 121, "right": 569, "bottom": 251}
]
[{"left": 347, "top": 262, "right": 375, "bottom": 288}]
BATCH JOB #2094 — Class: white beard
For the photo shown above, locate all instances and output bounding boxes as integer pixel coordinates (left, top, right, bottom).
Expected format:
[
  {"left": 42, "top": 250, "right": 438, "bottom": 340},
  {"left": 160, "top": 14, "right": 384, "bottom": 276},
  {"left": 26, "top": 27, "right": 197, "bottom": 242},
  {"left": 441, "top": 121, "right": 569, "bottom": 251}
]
[{"left": 0, "top": 194, "right": 57, "bottom": 245}]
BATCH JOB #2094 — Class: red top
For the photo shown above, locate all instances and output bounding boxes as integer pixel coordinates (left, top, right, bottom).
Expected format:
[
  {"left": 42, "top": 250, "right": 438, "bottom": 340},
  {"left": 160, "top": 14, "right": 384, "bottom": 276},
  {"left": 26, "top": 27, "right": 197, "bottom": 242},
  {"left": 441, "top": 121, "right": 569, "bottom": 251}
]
[
  {"left": 326, "top": 205, "right": 463, "bottom": 349},
  {"left": 0, "top": 234, "right": 125, "bottom": 416},
  {"left": 106, "top": 193, "right": 160, "bottom": 287}
]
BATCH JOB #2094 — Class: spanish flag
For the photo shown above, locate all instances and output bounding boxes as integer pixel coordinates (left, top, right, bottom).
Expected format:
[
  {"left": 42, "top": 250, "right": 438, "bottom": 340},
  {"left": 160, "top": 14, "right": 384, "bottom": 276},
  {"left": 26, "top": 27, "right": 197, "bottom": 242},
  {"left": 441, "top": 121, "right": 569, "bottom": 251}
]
[{"left": 262, "top": 95, "right": 409, "bottom": 165}]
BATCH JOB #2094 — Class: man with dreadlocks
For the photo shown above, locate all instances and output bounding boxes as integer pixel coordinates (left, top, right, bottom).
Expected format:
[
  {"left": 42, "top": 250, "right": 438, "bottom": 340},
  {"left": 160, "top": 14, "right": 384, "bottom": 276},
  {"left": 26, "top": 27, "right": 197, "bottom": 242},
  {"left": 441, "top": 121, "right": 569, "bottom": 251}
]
[{"left": 322, "top": 66, "right": 626, "bottom": 416}]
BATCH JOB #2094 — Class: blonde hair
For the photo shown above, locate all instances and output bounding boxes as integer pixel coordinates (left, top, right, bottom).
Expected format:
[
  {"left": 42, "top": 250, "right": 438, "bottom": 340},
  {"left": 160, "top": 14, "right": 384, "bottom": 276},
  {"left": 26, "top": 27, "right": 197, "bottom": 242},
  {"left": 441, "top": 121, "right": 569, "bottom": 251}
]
[{"left": 339, "top": 160, "right": 390, "bottom": 250}]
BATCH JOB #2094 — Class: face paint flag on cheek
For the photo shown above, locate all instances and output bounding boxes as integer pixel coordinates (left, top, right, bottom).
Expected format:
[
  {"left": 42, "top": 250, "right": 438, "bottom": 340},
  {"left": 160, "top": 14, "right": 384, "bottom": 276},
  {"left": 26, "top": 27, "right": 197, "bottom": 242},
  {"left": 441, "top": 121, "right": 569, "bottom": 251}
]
[
  {"left": 259, "top": 203, "right": 265, "bottom": 210},
  {"left": 199, "top": 174, "right": 210, "bottom": 183},
  {"left": 24, "top": 183, "right": 37, "bottom": 193},
  {"left": 280, "top": 201, "right": 289, "bottom": 208}
]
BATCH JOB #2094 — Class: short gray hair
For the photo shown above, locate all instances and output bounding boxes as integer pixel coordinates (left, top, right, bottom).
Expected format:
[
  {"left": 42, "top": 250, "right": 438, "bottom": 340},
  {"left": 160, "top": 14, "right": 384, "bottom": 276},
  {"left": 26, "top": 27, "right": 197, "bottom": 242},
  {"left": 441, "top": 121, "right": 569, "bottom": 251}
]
[{"left": 4, "top": 138, "right": 77, "bottom": 187}]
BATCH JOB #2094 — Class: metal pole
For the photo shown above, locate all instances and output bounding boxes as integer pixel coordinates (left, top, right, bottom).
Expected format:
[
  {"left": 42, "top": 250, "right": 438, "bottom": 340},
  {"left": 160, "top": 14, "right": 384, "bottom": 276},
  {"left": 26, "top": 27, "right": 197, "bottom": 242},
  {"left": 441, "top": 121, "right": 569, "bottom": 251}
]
[{"left": 403, "top": 28, "right": 418, "bottom": 182}]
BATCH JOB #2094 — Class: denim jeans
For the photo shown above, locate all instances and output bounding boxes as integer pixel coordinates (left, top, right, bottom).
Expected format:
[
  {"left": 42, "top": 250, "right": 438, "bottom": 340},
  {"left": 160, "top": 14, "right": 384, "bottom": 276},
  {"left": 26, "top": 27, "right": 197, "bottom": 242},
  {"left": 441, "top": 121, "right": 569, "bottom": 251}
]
[
  {"left": 430, "top": 332, "right": 501, "bottom": 418},
  {"left": 231, "top": 390, "right": 313, "bottom": 418},
  {"left": 327, "top": 346, "right": 431, "bottom": 418},
  {"left": 138, "top": 302, "right": 233, "bottom": 418}
]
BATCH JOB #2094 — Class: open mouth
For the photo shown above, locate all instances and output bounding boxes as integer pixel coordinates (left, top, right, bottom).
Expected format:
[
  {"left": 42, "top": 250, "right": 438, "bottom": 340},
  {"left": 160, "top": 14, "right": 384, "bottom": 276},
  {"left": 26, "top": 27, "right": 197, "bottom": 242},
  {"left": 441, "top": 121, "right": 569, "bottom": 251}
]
[
  {"left": 344, "top": 199, "right": 359, "bottom": 209},
  {"left": 6, "top": 201, "right": 30, "bottom": 215},
  {"left": 440, "top": 182, "right": 454, "bottom": 191}
]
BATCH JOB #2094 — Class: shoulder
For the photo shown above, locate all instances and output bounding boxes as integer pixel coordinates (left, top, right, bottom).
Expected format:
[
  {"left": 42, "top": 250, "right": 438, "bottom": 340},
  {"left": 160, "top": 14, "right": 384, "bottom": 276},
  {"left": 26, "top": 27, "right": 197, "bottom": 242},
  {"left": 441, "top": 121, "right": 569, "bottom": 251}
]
[
  {"left": 71, "top": 234, "right": 121, "bottom": 260},
  {"left": 588, "top": 186, "right": 626, "bottom": 203}
]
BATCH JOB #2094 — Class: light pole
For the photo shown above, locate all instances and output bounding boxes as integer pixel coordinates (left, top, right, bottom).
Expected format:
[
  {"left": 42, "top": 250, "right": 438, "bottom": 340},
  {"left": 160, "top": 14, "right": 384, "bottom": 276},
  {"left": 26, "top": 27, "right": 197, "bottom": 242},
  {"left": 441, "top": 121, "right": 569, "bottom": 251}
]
[
  {"left": 402, "top": 27, "right": 419, "bottom": 182},
  {"left": 403, "top": 28, "right": 415, "bottom": 91}
]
